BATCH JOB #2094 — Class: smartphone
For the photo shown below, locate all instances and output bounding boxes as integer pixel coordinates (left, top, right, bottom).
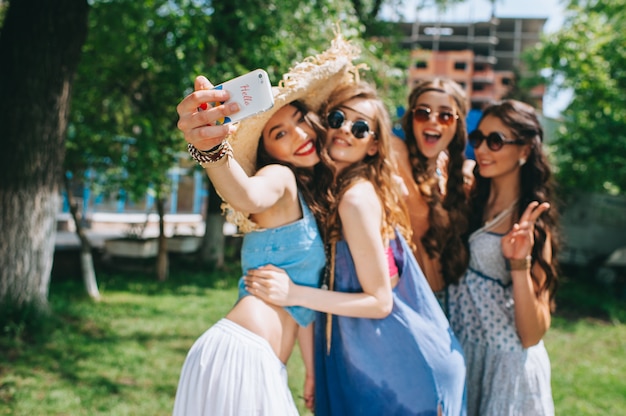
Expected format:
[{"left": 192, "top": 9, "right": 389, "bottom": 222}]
[{"left": 201, "top": 69, "right": 274, "bottom": 125}]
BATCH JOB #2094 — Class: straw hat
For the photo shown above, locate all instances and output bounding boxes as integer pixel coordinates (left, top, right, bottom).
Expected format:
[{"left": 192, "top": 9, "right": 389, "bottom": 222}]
[
  {"left": 221, "top": 33, "right": 362, "bottom": 232},
  {"left": 228, "top": 33, "right": 362, "bottom": 177}
]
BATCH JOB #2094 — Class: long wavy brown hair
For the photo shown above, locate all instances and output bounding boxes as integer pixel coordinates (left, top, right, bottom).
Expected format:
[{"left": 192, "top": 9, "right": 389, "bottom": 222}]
[
  {"left": 318, "top": 82, "right": 412, "bottom": 247},
  {"left": 468, "top": 99, "right": 560, "bottom": 299},
  {"left": 256, "top": 100, "right": 334, "bottom": 225},
  {"left": 400, "top": 78, "right": 470, "bottom": 285}
]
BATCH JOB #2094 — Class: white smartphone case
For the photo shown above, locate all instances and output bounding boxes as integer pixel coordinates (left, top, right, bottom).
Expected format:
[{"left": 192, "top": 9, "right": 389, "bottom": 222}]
[{"left": 208, "top": 69, "right": 274, "bottom": 125}]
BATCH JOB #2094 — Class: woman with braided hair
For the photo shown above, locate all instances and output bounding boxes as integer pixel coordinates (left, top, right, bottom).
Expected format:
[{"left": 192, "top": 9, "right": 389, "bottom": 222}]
[{"left": 392, "top": 78, "right": 472, "bottom": 306}]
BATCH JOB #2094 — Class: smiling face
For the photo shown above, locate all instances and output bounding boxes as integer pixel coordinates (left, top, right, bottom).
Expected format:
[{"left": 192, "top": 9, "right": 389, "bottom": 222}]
[
  {"left": 326, "top": 97, "right": 379, "bottom": 172},
  {"left": 474, "top": 114, "right": 530, "bottom": 181},
  {"left": 411, "top": 90, "right": 459, "bottom": 163},
  {"left": 260, "top": 103, "right": 320, "bottom": 168}
]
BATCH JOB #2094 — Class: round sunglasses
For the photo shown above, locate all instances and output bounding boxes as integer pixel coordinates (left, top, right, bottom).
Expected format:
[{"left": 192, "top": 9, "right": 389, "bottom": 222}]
[
  {"left": 327, "top": 110, "right": 375, "bottom": 139},
  {"left": 412, "top": 107, "right": 458, "bottom": 126},
  {"left": 469, "top": 130, "right": 526, "bottom": 151}
]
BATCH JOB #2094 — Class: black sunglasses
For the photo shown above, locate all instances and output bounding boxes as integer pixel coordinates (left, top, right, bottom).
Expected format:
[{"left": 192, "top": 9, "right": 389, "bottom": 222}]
[
  {"left": 327, "top": 110, "right": 375, "bottom": 139},
  {"left": 468, "top": 130, "right": 526, "bottom": 151},
  {"left": 412, "top": 107, "right": 458, "bottom": 126}
]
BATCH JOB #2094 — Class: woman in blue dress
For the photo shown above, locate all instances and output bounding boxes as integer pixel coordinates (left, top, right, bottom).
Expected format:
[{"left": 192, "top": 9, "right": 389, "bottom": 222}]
[
  {"left": 172, "top": 37, "right": 360, "bottom": 415},
  {"left": 246, "top": 82, "right": 467, "bottom": 416}
]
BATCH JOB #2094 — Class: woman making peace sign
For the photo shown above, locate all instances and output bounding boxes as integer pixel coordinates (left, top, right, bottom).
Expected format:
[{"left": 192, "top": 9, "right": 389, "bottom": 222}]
[{"left": 447, "top": 99, "right": 560, "bottom": 416}]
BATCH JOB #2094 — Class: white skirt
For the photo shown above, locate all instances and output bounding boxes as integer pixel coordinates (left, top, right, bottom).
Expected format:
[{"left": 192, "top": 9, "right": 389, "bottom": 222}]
[{"left": 172, "top": 318, "right": 299, "bottom": 416}]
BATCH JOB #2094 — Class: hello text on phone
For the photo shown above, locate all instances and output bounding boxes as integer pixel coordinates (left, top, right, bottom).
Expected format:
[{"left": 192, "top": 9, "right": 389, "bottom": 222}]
[{"left": 201, "top": 69, "right": 274, "bottom": 125}]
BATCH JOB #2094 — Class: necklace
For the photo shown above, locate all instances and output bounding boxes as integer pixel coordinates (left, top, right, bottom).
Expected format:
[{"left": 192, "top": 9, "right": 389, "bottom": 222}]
[{"left": 483, "top": 201, "right": 518, "bottom": 230}]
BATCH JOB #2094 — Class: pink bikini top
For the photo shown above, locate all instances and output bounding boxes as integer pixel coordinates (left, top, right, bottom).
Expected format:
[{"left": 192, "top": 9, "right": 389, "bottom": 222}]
[{"left": 386, "top": 246, "right": 399, "bottom": 278}]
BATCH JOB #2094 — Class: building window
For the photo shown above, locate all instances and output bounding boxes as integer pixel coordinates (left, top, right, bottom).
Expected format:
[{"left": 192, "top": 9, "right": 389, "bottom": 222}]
[
  {"left": 454, "top": 62, "right": 467, "bottom": 71},
  {"left": 501, "top": 77, "right": 513, "bottom": 86},
  {"left": 415, "top": 61, "right": 428, "bottom": 69}
]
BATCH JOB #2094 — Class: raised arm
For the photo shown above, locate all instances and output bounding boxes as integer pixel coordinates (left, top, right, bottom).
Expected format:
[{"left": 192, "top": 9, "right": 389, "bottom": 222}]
[
  {"left": 502, "top": 201, "right": 552, "bottom": 348},
  {"left": 245, "top": 181, "right": 394, "bottom": 319},
  {"left": 204, "top": 158, "right": 295, "bottom": 215},
  {"left": 176, "top": 76, "right": 295, "bottom": 215}
]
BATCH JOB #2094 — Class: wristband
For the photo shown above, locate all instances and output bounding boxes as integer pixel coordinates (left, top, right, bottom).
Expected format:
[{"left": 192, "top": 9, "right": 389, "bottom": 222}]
[
  {"left": 201, "top": 141, "right": 222, "bottom": 153},
  {"left": 507, "top": 255, "right": 532, "bottom": 271},
  {"left": 187, "top": 141, "right": 233, "bottom": 167}
]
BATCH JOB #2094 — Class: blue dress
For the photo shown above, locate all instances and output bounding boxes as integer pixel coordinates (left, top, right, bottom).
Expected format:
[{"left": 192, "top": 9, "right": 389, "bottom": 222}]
[
  {"left": 314, "top": 231, "right": 467, "bottom": 416},
  {"left": 238, "top": 192, "right": 326, "bottom": 327}
]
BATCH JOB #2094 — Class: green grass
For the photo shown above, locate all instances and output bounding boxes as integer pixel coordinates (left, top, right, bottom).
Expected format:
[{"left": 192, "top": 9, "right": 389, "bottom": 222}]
[
  {"left": 1, "top": 260, "right": 625, "bottom": 415},
  {"left": 543, "top": 272, "right": 626, "bottom": 415}
]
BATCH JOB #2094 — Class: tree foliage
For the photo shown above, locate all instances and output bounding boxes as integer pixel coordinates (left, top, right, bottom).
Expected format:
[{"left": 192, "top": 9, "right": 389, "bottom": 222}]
[
  {"left": 525, "top": 0, "right": 626, "bottom": 195},
  {"left": 67, "top": 0, "right": 366, "bottom": 278},
  {"left": 0, "top": 0, "right": 498, "bottom": 314},
  {"left": 69, "top": 0, "right": 465, "bottom": 209},
  {"left": 69, "top": 0, "right": 364, "bottom": 198}
]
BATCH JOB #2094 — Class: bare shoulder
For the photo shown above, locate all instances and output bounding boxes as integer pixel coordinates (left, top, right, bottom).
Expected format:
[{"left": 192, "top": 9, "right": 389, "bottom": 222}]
[
  {"left": 251, "top": 163, "right": 299, "bottom": 209},
  {"left": 339, "top": 181, "right": 379, "bottom": 217},
  {"left": 255, "top": 163, "right": 295, "bottom": 178},
  {"left": 390, "top": 135, "right": 409, "bottom": 157},
  {"left": 390, "top": 136, "right": 411, "bottom": 171},
  {"left": 255, "top": 163, "right": 297, "bottom": 188}
]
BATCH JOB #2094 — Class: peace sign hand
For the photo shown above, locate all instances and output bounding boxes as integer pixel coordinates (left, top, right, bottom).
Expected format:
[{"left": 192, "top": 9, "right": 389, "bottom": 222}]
[{"left": 501, "top": 201, "right": 550, "bottom": 261}]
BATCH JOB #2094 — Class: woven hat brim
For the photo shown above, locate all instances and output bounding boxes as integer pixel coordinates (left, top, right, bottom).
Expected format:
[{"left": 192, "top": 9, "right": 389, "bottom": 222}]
[{"left": 228, "top": 34, "right": 361, "bottom": 176}]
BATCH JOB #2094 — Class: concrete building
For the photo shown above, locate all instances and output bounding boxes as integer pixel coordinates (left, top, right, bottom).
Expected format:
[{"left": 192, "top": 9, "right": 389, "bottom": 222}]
[{"left": 397, "top": 16, "right": 547, "bottom": 111}]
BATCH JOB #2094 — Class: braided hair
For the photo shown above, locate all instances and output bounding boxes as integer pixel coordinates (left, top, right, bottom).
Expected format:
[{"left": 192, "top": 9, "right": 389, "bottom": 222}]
[{"left": 400, "top": 78, "right": 470, "bottom": 286}]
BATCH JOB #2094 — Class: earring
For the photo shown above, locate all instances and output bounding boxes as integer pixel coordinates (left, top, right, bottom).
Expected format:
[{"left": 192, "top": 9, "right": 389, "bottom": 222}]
[{"left": 519, "top": 158, "right": 527, "bottom": 166}]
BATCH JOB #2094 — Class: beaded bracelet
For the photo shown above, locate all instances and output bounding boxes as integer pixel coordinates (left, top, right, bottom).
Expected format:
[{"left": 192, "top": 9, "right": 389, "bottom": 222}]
[
  {"left": 187, "top": 141, "right": 233, "bottom": 168},
  {"left": 506, "top": 255, "right": 532, "bottom": 271}
]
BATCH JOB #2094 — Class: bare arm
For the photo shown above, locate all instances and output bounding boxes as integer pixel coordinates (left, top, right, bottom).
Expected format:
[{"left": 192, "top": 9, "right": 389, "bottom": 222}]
[
  {"left": 176, "top": 76, "right": 296, "bottom": 215},
  {"left": 502, "top": 201, "right": 552, "bottom": 348},
  {"left": 245, "top": 181, "right": 394, "bottom": 319},
  {"left": 205, "top": 160, "right": 296, "bottom": 215},
  {"left": 510, "top": 236, "right": 552, "bottom": 348},
  {"left": 297, "top": 325, "right": 315, "bottom": 411}
]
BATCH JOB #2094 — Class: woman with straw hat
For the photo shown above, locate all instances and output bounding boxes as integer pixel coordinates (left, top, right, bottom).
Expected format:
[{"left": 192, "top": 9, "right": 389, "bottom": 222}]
[
  {"left": 172, "top": 35, "right": 360, "bottom": 416},
  {"left": 246, "top": 81, "right": 467, "bottom": 415}
]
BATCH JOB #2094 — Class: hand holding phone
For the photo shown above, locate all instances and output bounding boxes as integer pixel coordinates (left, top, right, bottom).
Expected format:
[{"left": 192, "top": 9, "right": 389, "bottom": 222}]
[{"left": 199, "top": 69, "right": 274, "bottom": 125}]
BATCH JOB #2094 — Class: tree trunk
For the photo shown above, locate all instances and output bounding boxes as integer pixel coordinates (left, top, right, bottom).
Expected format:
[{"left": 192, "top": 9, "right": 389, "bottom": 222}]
[
  {"left": 0, "top": 0, "right": 89, "bottom": 310},
  {"left": 63, "top": 173, "right": 100, "bottom": 300},
  {"left": 200, "top": 180, "right": 225, "bottom": 268},
  {"left": 155, "top": 195, "right": 169, "bottom": 281}
]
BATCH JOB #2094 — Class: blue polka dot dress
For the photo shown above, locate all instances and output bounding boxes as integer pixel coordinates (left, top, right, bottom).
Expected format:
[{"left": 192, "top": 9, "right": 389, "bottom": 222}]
[{"left": 447, "top": 218, "right": 554, "bottom": 416}]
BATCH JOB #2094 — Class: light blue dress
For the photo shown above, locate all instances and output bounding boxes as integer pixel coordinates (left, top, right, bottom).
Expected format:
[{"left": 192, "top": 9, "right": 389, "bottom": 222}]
[
  {"left": 447, "top": 225, "right": 554, "bottom": 416},
  {"left": 238, "top": 192, "right": 326, "bottom": 326},
  {"left": 314, "top": 231, "right": 467, "bottom": 416}
]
